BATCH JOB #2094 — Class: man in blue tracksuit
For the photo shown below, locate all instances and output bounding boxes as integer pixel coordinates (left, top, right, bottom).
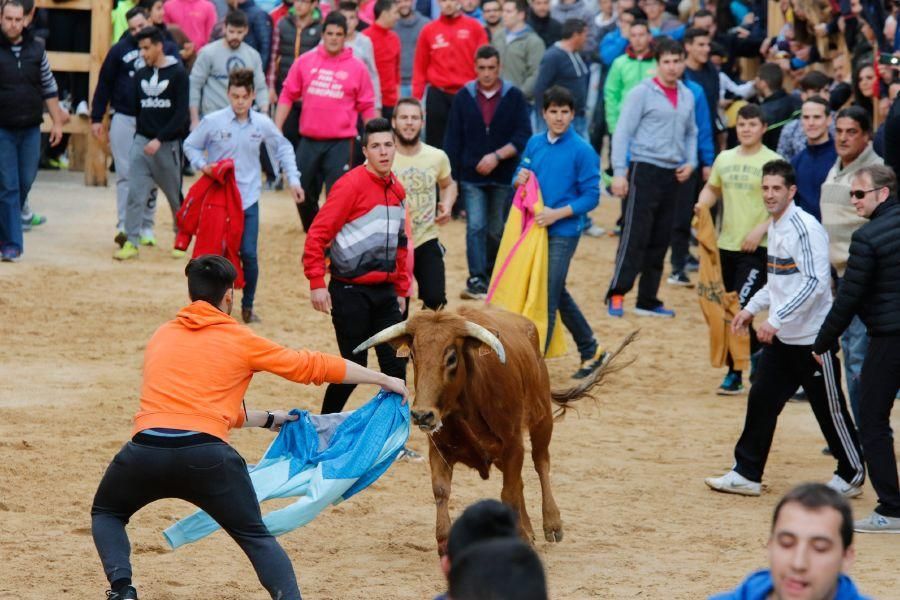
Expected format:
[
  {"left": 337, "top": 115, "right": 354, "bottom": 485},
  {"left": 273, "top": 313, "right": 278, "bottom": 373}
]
[
  {"left": 607, "top": 37, "right": 696, "bottom": 318},
  {"left": 710, "top": 483, "right": 870, "bottom": 600},
  {"left": 444, "top": 44, "right": 531, "bottom": 300},
  {"left": 90, "top": 6, "right": 179, "bottom": 246},
  {"left": 514, "top": 85, "right": 606, "bottom": 380},
  {"left": 668, "top": 77, "right": 714, "bottom": 287}
]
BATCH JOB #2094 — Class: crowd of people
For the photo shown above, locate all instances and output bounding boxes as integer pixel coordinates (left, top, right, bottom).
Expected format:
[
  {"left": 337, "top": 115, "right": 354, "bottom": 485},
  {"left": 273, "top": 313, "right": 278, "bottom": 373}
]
[{"left": 1, "top": 0, "right": 899, "bottom": 596}]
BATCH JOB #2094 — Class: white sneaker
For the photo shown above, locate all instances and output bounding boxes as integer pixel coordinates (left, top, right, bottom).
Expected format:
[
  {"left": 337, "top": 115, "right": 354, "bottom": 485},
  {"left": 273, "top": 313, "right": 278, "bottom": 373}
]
[
  {"left": 76, "top": 100, "right": 90, "bottom": 117},
  {"left": 584, "top": 224, "right": 606, "bottom": 237},
  {"left": 854, "top": 511, "right": 900, "bottom": 533},
  {"left": 826, "top": 474, "right": 863, "bottom": 499},
  {"left": 705, "top": 470, "right": 761, "bottom": 496}
]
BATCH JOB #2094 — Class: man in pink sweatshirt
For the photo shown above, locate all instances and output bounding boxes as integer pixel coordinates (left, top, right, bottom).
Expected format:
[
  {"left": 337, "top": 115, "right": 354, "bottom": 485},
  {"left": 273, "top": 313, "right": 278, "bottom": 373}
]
[
  {"left": 163, "top": 0, "right": 218, "bottom": 50},
  {"left": 274, "top": 11, "right": 377, "bottom": 231}
]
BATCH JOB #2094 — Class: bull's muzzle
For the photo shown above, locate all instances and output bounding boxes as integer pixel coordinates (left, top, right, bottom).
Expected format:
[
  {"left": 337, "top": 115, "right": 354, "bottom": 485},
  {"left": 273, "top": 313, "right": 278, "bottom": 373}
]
[{"left": 411, "top": 409, "right": 439, "bottom": 431}]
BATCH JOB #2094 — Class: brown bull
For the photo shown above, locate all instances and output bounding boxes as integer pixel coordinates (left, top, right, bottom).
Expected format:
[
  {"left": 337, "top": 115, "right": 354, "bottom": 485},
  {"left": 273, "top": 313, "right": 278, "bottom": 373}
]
[{"left": 354, "top": 305, "right": 634, "bottom": 553}]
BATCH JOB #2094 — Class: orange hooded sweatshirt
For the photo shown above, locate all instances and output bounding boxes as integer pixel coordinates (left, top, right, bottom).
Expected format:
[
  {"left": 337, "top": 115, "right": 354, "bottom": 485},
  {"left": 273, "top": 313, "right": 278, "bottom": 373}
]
[{"left": 132, "top": 301, "right": 347, "bottom": 442}]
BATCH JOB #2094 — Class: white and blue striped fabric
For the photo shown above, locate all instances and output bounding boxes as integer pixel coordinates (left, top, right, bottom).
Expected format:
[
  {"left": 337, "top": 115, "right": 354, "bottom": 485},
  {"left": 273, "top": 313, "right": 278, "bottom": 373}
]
[{"left": 163, "top": 391, "right": 410, "bottom": 549}]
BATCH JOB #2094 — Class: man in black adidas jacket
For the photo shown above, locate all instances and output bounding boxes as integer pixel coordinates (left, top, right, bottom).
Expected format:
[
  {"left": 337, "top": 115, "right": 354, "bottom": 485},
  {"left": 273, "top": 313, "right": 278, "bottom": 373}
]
[
  {"left": 813, "top": 164, "right": 900, "bottom": 534},
  {"left": 115, "top": 25, "right": 189, "bottom": 261}
]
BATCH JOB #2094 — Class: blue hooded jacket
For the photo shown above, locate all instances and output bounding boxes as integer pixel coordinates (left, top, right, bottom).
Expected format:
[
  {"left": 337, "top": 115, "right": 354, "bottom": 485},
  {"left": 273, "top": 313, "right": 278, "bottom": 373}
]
[{"left": 710, "top": 569, "right": 871, "bottom": 600}]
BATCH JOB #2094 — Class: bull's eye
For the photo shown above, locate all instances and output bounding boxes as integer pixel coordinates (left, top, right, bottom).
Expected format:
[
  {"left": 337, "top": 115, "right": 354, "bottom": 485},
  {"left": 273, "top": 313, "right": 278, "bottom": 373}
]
[{"left": 445, "top": 350, "right": 457, "bottom": 369}]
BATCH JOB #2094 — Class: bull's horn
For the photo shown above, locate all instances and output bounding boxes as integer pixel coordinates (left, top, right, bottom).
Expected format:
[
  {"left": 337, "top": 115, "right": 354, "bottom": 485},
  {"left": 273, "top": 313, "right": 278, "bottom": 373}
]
[
  {"left": 353, "top": 321, "right": 409, "bottom": 354},
  {"left": 464, "top": 322, "right": 506, "bottom": 364}
]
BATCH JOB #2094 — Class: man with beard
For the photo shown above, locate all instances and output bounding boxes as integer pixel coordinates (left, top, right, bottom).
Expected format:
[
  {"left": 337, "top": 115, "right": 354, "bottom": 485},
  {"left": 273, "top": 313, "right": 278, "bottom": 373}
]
[
  {"left": 190, "top": 9, "right": 268, "bottom": 128},
  {"left": 391, "top": 97, "right": 457, "bottom": 310},
  {"left": 482, "top": 0, "right": 502, "bottom": 38}
]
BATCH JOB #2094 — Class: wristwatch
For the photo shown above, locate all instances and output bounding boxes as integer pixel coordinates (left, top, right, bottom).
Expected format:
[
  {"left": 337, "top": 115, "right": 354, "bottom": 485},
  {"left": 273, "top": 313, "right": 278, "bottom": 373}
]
[{"left": 262, "top": 411, "right": 275, "bottom": 429}]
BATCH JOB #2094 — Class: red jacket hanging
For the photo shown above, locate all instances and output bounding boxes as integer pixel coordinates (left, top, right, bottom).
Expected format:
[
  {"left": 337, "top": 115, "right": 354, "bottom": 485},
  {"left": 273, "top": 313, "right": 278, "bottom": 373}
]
[{"left": 174, "top": 159, "right": 246, "bottom": 288}]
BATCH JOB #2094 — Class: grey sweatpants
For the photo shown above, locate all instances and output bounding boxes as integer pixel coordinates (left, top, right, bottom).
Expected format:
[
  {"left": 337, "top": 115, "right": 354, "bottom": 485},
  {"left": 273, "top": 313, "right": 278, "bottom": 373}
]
[
  {"left": 109, "top": 114, "right": 156, "bottom": 234},
  {"left": 124, "top": 134, "right": 182, "bottom": 246}
]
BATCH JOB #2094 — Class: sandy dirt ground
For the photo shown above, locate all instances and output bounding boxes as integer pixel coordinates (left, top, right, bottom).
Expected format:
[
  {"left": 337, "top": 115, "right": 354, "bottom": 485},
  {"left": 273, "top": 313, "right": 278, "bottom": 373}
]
[{"left": 0, "top": 170, "right": 897, "bottom": 599}]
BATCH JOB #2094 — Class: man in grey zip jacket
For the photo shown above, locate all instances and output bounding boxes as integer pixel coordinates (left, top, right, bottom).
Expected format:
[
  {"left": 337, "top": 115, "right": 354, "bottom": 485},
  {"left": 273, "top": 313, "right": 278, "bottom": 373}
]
[{"left": 606, "top": 37, "right": 696, "bottom": 318}]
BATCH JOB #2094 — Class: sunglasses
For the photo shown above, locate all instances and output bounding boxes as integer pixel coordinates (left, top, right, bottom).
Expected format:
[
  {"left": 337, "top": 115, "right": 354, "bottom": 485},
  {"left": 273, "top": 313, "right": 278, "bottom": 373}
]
[{"left": 849, "top": 187, "right": 884, "bottom": 199}]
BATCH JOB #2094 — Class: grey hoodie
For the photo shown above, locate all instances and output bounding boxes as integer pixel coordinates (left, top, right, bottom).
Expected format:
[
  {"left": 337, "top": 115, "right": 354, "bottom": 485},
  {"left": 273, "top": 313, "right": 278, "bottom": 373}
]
[
  {"left": 396, "top": 11, "right": 430, "bottom": 87},
  {"left": 611, "top": 77, "right": 697, "bottom": 176}
]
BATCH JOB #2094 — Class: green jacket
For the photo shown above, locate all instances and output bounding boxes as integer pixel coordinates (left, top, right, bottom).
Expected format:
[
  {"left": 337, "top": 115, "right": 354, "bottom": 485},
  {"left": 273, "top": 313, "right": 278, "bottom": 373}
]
[
  {"left": 491, "top": 27, "right": 545, "bottom": 102},
  {"left": 111, "top": 0, "right": 137, "bottom": 44},
  {"left": 604, "top": 52, "right": 656, "bottom": 134}
]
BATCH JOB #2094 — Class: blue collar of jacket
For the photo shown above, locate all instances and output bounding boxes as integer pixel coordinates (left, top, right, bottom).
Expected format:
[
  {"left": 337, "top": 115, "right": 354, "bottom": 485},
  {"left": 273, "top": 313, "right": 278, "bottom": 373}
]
[
  {"left": 546, "top": 126, "right": 575, "bottom": 145},
  {"left": 464, "top": 79, "right": 514, "bottom": 98},
  {"left": 712, "top": 569, "right": 870, "bottom": 600}
]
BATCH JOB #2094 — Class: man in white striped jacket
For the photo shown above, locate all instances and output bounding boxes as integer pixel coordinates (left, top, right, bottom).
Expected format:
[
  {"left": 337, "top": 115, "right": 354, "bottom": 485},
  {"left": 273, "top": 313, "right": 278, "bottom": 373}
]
[{"left": 705, "top": 159, "right": 865, "bottom": 499}]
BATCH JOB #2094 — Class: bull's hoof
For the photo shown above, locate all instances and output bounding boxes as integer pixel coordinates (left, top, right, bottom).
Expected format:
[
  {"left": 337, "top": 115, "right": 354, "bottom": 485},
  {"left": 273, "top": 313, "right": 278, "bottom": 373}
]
[{"left": 544, "top": 527, "right": 563, "bottom": 543}]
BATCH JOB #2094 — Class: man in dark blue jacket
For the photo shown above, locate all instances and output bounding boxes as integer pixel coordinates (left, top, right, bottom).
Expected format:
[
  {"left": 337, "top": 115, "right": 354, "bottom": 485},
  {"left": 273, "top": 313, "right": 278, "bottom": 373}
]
[
  {"left": 91, "top": 7, "right": 180, "bottom": 247},
  {"left": 444, "top": 44, "right": 530, "bottom": 299}
]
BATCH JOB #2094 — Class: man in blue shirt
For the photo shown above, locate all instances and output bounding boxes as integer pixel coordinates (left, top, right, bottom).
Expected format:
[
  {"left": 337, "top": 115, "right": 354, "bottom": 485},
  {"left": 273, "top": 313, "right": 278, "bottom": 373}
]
[
  {"left": 710, "top": 483, "right": 870, "bottom": 600},
  {"left": 790, "top": 97, "right": 836, "bottom": 222},
  {"left": 184, "top": 68, "right": 303, "bottom": 323},
  {"left": 514, "top": 85, "right": 606, "bottom": 379}
]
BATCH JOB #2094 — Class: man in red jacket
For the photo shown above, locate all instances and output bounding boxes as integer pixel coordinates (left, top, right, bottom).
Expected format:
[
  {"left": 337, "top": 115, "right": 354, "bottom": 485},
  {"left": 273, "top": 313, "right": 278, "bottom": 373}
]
[
  {"left": 363, "top": 0, "right": 401, "bottom": 120},
  {"left": 412, "top": 0, "right": 487, "bottom": 148},
  {"left": 302, "top": 117, "right": 412, "bottom": 424}
]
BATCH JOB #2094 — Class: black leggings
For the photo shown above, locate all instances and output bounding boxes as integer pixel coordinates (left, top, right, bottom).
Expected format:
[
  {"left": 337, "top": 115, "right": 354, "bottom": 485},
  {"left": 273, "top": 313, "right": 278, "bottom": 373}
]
[
  {"left": 322, "top": 281, "right": 407, "bottom": 414},
  {"left": 413, "top": 238, "right": 447, "bottom": 310},
  {"left": 91, "top": 438, "right": 301, "bottom": 600}
]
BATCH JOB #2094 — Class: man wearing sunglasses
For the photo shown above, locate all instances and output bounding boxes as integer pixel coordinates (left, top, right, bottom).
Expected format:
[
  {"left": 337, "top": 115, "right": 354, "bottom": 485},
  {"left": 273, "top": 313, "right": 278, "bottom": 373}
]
[
  {"left": 819, "top": 106, "right": 883, "bottom": 425},
  {"left": 814, "top": 165, "right": 900, "bottom": 534}
]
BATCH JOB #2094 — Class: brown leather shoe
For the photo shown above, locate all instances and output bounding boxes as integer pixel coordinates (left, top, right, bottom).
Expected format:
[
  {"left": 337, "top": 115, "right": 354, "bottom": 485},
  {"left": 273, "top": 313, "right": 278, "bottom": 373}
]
[{"left": 242, "top": 308, "right": 261, "bottom": 324}]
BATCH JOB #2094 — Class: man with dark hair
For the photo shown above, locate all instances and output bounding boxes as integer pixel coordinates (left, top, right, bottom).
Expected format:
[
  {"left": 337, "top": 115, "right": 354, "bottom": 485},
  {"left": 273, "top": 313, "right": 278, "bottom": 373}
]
[
  {"left": 481, "top": 0, "right": 502, "bottom": 38},
  {"left": 184, "top": 68, "right": 303, "bottom": 322},
  {"left": 224, "top": 0, "right": 273, "bottom": 74},
  {"left": 532, "top": 18, "right": 589, "bottom": 137},
  {"left": 754, "top": 61, "right": 802, "bottom": 151},
  {"left": 338, "top": 0, "right": 382, "bottom": 116},
  {"left": 392, "top": 97, "right": 456, "bottom": 310},
  {"left": 189, "top": 8, "right": 268, "bottom": 128},
  {"left": 515, "top": 85, "right": 607, "bottom": 379},
  {"left": 394, "top": 0, "right": 428, "bottom": 98},
  {"left": 412, "top": 0, "right": 488, "bottom": 148},
  {"left": 447, "top": 538, "right": 548, "bottom": 600},
  {"left": 790, "top": 97, "right": 835, "bottom": 221},
  {"left": 444, "top": 43, "right": 531, "bottom": 299},
  {"left": 526, "top": 0, "right": 561, "bottom": 48},
  {"left": 270, "top": 0, "right": 321, "bottom": 152},
  {"left": 706, "top": 160, "right": 864, "bottom": 499},
  {"left": 363, "top": 0, "right": 401, "bottom": 119},
  {"left": 711, "top": 483, "right": 868, "bottom": 599},
  {"left": 683, "top": 26, "right": 720, "bottom": 137},
  {"left": 607, "top": 38, "right": 696, "bottom": 319},
  {"left": 492, "top": 0, "right": 544, "bottom": 104},
  {"left": 115, "top": 26, "right": 190, "bottom": 260},
  {"left": 302, "top": 118, "right": 411, "bottom": 423},
  {"left": 819, "top": 106, "right": 883, "bottom": 423},
  {"left": 814, "top": 165, "right": 900, "bottom": 534},
  {"left": 90, "top": 253, "right": 407, "bottom": 600},
  {"left": 274, "top": 12, "right": 376, "bottom": 231},
  {"left": 777, "top": 70, "right": 831, "bottom": 161},
  {"left": 603, "top": 17, "right": 654, "bottom": 140},
  {"left": 433, "top": 498, "right": 518, "bottom": 599},
  {"left": 696, "top": 104, "right": 781, "bottom": 394},
  {"left": 91, "top": 7, "right": 180, "bottom": 249},
  {"left": 0, "top": 0, "right": 65, "bottom": 262}
]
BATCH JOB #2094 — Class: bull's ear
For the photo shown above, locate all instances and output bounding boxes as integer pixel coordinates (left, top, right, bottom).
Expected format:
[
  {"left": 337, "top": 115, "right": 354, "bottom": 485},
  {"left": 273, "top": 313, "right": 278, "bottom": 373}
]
[
  {"left": 462, "top": 331, "right": 500, "bottom": 359},
  {"left": 389, "top": 334, "right": 413, "bottom": 357}
]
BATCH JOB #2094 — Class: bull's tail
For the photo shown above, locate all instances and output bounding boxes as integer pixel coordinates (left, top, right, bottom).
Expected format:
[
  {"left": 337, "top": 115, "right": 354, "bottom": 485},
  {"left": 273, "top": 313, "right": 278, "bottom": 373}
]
[{"left": 550, "top": 330, "right": 638, "bottom": 419}]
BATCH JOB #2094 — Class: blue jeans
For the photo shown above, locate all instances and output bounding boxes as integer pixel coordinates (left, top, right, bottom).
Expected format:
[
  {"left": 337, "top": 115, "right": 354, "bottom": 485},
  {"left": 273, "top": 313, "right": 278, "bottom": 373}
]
[
  {"left": 241, "top": 202, "right": 260, "bottom": 309},
  {"left": 841, "top": 314, "right": 869, "bottom": 426},
  {"left": 462, "top": 182, "right": 510, "bottom": 284},
  {"left": 399, "top": 83, "right": 411, "bottom": 99},
  {"left": 547, "top": 235, "right": 597, "bottom": 361},
  {"left": 0, "top": 126, "right": 40, "bottom": 254}
]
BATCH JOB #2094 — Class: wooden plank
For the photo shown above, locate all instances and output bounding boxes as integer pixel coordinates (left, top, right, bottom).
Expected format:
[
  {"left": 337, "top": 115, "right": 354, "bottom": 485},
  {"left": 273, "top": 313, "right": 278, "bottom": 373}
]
[
  {"left": 68, "top": 131, "right": 86, "bottom": 172},
  {"left": 87, "top": 0, "right": 113, "bottom": 186},
  {"left": 767, "top": 0, "right": 785, "bottom": 38},
  {"left": 45, "top": 51, "right": 90, "bottom": 72},
  {"left": 40, "top": 113, "right": 91, "bottom": 135},
  {"left": 34, "top": 0, "right": 93, "bottom": 10}
]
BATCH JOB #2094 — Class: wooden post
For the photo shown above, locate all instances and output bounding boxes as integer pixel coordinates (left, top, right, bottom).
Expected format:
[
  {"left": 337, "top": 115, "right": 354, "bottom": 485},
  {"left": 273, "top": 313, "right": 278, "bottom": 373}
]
[{"left": 36, "top": 0, "right": 111, "bottom": 187}]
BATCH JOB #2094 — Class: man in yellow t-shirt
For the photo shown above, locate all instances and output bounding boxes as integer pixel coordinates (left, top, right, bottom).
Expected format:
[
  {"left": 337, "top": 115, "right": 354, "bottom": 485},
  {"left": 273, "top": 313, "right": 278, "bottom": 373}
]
[
  {"left": 391, "top": 97, "right": 458, "bottom": 310},
  {"left": 696, "top": 103, "right": 783, "bottom": 396}
]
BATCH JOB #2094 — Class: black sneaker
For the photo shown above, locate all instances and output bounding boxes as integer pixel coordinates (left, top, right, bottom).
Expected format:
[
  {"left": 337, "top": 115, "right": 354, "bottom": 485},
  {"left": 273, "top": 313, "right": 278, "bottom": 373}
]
[
  {"left": 684, "top": 255, "right": 700, "bottom": 273},
  {"left": 667, "top": 271, "right": 692, "bottom": 287},
  {"left": 107, "top": 586, "right": 138, "bottom": 600},
  {"left": 572, "top": 350, "right": 608, "bottom": 379},
  {"left": 460, "top": 277, "right": 487, "bottom": 300}
]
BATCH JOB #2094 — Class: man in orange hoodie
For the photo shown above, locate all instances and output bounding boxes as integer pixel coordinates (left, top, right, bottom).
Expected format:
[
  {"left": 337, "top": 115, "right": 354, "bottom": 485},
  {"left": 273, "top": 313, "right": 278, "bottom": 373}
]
[{"left": 90, "top": 255, "right": 408, "bottom": 600}]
